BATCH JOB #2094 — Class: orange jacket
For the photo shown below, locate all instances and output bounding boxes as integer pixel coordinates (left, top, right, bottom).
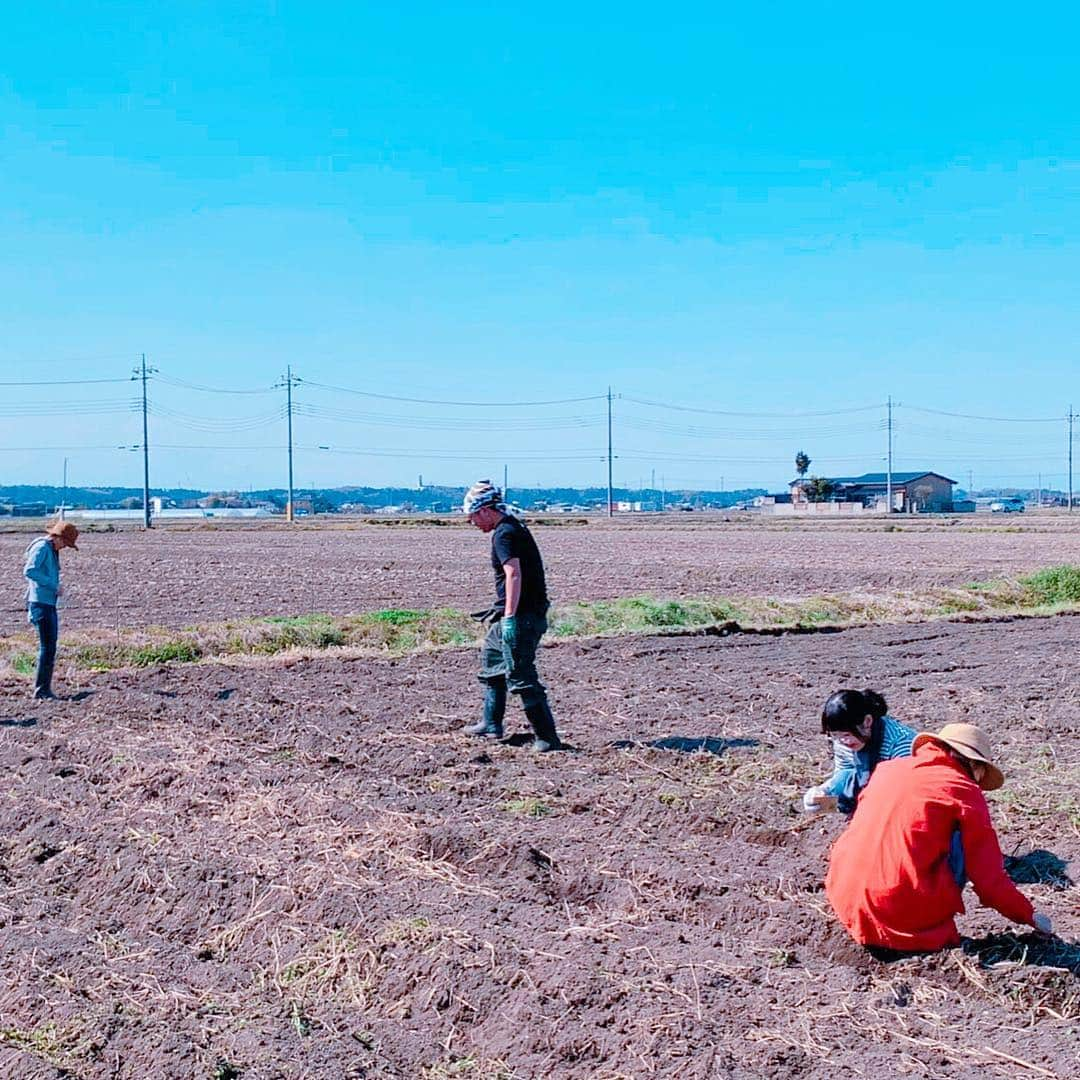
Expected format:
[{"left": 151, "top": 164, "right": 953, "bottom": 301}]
[{"left": 825, "top": 742, "right": 1034, "bottom": 951}]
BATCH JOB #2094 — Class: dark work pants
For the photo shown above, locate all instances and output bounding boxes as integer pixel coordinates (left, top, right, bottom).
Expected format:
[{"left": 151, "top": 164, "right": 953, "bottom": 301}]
[
  {"left": 29, "top": 602, "right": 58, "bottom": 695},
  {"left": 478, "top": 611, "right": 549, "bottom": 708}
]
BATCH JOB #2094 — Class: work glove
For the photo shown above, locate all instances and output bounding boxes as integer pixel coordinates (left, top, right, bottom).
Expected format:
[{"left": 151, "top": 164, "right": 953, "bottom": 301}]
[
  {"left": 802, "top": 786, "right": 828, "bottom": 812},
  {"left": 1032, "top": 911, "right": 1053, "bottom": 936},
  {"left": 501, "top": 615, "right": 518, "bottom": 651}
]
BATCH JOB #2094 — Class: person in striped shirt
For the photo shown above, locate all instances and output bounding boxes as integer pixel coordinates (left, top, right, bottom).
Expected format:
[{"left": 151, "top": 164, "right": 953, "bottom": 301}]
[{"left": 803, "top": 689, "right": 916, "bottom": 814}]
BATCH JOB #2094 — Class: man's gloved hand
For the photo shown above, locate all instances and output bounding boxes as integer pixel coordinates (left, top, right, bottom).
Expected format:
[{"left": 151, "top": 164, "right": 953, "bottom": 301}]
[{"left": 501, "top": 614, "right": 518, "bottom": 651}]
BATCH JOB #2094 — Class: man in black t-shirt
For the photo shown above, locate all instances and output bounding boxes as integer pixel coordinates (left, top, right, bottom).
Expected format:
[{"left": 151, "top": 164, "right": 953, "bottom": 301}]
[{"left": 462, "top": 480, "right": 562, "bottom": 752}]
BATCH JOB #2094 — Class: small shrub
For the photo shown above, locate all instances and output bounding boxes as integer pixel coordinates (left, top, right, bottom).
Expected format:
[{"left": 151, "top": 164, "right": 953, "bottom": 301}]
[
  {"left": 127, "top": 640, "right": 202, "bottom": 666},
  {"left": 257, "top": 615, "right": 345, "bottom": 650},
  {"left": 1020, "top": 565, "right": 1080, "bottom": 606},
  {"left": 368, "top": 609, "right": 425, "bottom": 626}
]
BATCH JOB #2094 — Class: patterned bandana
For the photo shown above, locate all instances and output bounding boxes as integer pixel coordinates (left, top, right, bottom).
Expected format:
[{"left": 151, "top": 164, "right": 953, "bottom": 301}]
[{"left": 462, "top": 480, "right": 507, "bottom": 516}]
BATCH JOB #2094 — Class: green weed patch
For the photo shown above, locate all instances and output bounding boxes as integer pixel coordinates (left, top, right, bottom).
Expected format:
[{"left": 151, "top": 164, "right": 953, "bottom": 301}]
[
  {"left": 1019, "top": 565, "right": 1080, "bottom": 606},
  {"left": 5, "top": 565, "right": 1080, "bottom": 676}
]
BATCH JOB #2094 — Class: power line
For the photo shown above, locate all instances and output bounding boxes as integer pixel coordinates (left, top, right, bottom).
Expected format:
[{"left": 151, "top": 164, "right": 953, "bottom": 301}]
[
  {"left": 0, "top": 377, "right": 133, "bottom": 386},
  {"left": 296, "top": 444, "right": 608, "bottom": 461},
  {"left": 901, "top": 404, "right": 1062, "bottom": 423},
  {"left": 0, "top": 401, "right": 139, "bottom": 416},
  {"left": 0, "top": 444, "right": 141, "bottom": 452},
  {"left": 154, "top": 373, "right": 278, "bottom": 395},
  {"left": 148, "top": 403, "right": 288, "bottom": 431},
  {"left": 300, "top": 378, "right": 607, "bottom": 408},
  {"left": 293, "top": 402, "right": 602, "bottom": 431},
  {"left": 622, "top": 394, "right": 885, "bottom": 418}
]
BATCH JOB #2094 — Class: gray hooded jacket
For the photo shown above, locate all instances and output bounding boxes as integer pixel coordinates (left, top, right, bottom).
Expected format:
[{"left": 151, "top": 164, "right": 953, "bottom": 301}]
[{"left": 24, "top": 536, "right": 60, "bottom": 606}]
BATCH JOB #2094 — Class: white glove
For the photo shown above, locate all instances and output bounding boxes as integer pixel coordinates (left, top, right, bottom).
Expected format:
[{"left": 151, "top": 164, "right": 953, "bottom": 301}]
[
  {"left": 802, "top": 786, "right": 828, "bottom": 812},
  {"left": 1032, "top": 911, "right": 1053, "bottom": 936}
]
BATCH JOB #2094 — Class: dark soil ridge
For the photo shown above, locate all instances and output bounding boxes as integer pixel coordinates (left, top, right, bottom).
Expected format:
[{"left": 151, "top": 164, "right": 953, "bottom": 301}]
[{"left": 0, "top": 616, "right": 1076, "bottom": 1078}]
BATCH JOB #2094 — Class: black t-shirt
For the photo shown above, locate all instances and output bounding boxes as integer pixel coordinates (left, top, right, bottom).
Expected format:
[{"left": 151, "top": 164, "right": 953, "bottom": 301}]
[{"left": 491, "top": 516, "right": 548, "bottom": 614}]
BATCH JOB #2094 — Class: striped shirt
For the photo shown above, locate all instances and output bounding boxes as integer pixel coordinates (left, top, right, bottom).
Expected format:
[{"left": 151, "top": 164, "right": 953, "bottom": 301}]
[{"left": 820, "top": 715, "right": 917, "bottom": 801}]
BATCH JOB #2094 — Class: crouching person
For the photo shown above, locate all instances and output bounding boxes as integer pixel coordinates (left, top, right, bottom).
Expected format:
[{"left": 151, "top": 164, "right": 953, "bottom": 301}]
[
  {"left": 462, "top": 481, "right": 562, "bottom": 752},
  {"left": 826, "top": 723, "right": 1052, "bottom": 955},
  {"left": 803, "top": 689, "right": 916, "bottom": 814}
]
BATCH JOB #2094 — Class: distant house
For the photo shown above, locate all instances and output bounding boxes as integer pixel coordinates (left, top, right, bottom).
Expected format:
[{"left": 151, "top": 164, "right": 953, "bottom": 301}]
[{"left": 790, "top": 471, "right": 957, "bottom": 513}]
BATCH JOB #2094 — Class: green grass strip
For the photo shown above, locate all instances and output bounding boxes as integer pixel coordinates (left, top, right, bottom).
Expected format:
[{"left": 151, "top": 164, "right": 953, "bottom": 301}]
[{"left": 4, "top": 564, "right": 1080, "bottom": 675}]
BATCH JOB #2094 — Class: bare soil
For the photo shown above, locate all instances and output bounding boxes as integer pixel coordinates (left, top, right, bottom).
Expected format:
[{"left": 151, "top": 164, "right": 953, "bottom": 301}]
[
  {"left": 0, "top": 614, "right": 1077, "bottom": 1078},
  {"left": 5, "top": 517, "right": 1080, "bottom": 632}
]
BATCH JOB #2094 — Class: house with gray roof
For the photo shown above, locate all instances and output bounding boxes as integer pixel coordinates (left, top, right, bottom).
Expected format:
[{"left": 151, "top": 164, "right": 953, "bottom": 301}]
[{"left": 789, "top": 471, "right": 957, "bottom": 513}]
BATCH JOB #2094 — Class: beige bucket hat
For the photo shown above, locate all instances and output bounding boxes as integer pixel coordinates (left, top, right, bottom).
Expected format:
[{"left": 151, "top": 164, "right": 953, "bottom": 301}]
[
  {"left": 912, "top": 723, "right": 1004, "bottom": 791},
  {"left": 46, "top": 521, "right": 79, "bottom": 550}
]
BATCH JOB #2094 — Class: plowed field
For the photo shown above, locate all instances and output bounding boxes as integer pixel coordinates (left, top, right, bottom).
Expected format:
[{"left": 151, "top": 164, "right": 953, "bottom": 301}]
[
  {"left": 5, "top": 517, "right": 1080, "bottom": 632},
  {"left": 1, "top": 613, "right": 1077, "bottom": 1078}
]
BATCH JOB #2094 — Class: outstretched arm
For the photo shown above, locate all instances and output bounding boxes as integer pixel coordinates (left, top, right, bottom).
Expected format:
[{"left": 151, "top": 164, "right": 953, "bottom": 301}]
[{"left": 960, "top": 796, "right": 1036, "bottom": 928}]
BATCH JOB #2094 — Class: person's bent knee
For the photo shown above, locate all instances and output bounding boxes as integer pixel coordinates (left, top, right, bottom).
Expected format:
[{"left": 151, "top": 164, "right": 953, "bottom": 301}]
[{"left": 518, "top": 687, "right": 548, "bottom": 710}]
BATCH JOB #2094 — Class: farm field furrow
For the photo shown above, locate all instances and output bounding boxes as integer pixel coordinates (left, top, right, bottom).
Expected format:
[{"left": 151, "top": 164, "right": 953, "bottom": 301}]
[{"left": 0, "top": 614, "right": 1077, "bottom": 1078}]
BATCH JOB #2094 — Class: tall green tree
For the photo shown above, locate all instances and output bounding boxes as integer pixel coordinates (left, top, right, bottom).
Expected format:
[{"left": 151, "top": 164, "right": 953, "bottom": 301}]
[
  {"left": 794, "top": 451, "right": 811, "bottom": 478},
  {"left": 803, "top": 476, "right": 835, "bottom": 503}
]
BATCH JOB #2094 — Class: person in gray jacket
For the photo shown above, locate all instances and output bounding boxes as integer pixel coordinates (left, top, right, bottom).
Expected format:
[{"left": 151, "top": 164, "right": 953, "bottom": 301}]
[{"left": 23, "top": 521, "right": 79, "bottom": 700}]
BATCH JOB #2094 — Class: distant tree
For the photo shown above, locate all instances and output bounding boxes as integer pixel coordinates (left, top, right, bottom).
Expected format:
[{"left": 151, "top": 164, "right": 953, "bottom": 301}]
[
  {"left": 795, "top": 451, "right": 811, "bottom": 478},
  {"left": 803, "top": 476, "right": 836, "bottom": 503}
]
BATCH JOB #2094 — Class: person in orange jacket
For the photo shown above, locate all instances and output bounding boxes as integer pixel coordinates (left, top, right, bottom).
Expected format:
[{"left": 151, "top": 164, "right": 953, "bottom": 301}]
[{"left": 825, "top": 723, "right": 1053, "bottom": 954}]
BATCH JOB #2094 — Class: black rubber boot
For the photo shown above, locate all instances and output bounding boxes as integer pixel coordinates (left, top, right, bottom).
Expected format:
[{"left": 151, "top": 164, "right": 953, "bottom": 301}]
[
  {"left": 33, "top": 661, "right": 56, "bottom": 700},
  {"left": 465, "top": 680, "right": 506, "bottom": 738},
  {"left": 524, "top": 699, "right": 562, "bottom": 753}
]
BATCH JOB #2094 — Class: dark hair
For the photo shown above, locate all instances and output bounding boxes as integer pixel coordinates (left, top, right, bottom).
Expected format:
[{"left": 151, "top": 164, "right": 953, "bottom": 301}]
[{"left": 820, "top": 689, "right": 888, "bottom": 735}]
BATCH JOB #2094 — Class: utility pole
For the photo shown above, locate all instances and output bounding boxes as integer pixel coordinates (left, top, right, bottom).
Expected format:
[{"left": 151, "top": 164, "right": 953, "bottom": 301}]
[
  {"left": 60, "top": 457, "right": 68, "bottom": 520},
  {"left": 1069, "top": 406, "right": 1075, "bottom": 512},
  {"left": 503, "top": 463, "right": 508, "bottom": 504},
  {"left": 276, "top": 366, "right": 301, "bottom": 521},
  {"left": 1037, "top": 472, "right": 1042, "bottom": 510},
  {"left": 885, "top": 395, "right": 893, "bottom": 515},
  {"left": 607, "top": 386, "right": 614, "bottom": 517},
  {"left": 133, "top": 353, "right": 156, "bottom": 529},
  {"left": 968, "top": 469, "right": 973, "bottom": 496}
]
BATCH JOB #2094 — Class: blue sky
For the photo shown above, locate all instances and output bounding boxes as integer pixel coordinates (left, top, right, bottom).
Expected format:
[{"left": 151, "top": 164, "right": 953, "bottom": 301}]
[{"left": 1, "top": 2, "right": 1078, "bottom": 492}]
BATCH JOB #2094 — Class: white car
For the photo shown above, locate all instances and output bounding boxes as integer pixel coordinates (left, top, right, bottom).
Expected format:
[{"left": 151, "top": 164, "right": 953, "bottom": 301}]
[{"left": 990, "top": 500, "right": 1024, "bottom": 513}]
